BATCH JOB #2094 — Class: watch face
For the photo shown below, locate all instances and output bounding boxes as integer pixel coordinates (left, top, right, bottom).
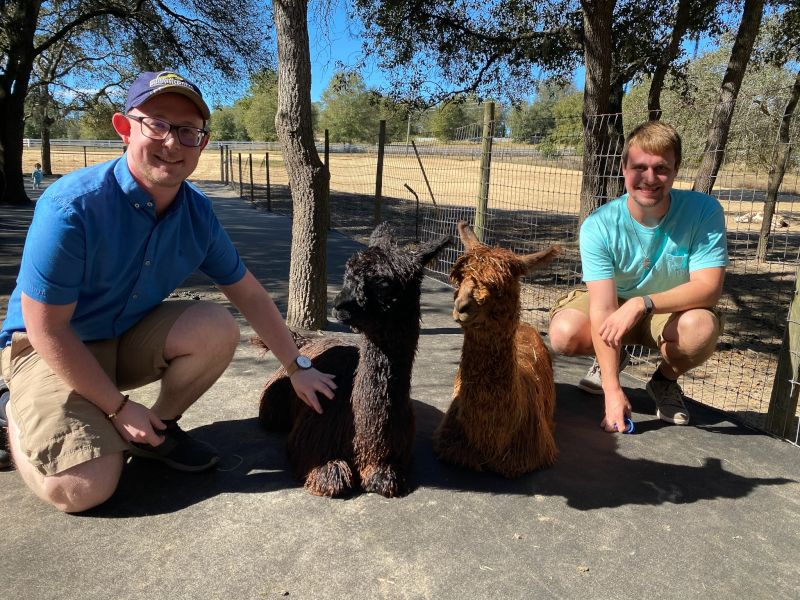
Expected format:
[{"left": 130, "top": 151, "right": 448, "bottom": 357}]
[{"left": 296, "top": 356, "right": 313, "bottom": 369}]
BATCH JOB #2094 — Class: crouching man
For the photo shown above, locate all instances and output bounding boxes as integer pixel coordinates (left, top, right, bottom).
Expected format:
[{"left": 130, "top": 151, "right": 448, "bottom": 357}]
[
  {"left": 548, "top": 121, "right": 728, "bottom": 433},
  {"left": 0, "top": 71, "right": 335, "bottom": 512}
]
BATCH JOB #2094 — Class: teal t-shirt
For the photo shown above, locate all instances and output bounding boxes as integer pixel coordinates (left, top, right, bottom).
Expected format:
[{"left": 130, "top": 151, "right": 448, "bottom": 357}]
[{"left": 579, "top": 189, "right": 728, "bottom": 299}]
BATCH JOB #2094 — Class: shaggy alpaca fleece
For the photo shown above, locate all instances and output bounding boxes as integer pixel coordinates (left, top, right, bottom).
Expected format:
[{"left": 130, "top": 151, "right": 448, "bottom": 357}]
[
  {"left": 434, "top": 220, "right": 560, "bottom": 477},
  {"left": 258, "top": 223, "right": 449, "bottom": 497}
]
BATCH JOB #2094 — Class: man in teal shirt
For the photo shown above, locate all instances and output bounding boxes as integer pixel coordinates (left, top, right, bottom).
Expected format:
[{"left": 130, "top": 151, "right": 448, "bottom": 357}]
[{"left": 549, "top": 121, "right": 728, "bottom": 433}]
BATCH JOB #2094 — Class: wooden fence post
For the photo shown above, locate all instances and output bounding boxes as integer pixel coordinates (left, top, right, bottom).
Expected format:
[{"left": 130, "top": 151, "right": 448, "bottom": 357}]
[
  {"left": 238, "top": 153, "right": 243, "bottom": 197},
  {"left": 474, "top": 101, "right": 495, "bottom": 243},
  {"left": 265, "top": 152, "right": 271, "bottom": 211},
  {"left": 325, "top": 129, "right": 330, "bottom": 230},
  {"left": 767, "top": 265, "right": 800, "bottom": 438},
  {"left": 220, "top": 146, "right": 225, "bottom": 182},
  {"left": 248, "top": 153, "right": 254, "bottom": 202},
  {"left": 375, "top": 120, "right": 386, "bottom": 225}
]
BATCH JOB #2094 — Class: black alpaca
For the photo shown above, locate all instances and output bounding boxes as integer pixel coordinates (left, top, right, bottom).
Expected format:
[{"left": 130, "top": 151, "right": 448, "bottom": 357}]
[{"left": 258, "top": 223, "right": 449, "bottom": 497}]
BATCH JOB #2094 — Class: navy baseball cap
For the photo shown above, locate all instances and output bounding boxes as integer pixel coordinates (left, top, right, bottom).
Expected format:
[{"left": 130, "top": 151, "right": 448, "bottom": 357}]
[{"left": 124, "top": 70, "right": 211, "bottom": 120}]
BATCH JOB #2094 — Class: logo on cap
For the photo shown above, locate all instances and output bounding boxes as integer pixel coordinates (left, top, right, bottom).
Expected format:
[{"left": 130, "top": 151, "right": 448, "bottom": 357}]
[{"left": 150, "top": 72, "right": 194, "bottom": 92}]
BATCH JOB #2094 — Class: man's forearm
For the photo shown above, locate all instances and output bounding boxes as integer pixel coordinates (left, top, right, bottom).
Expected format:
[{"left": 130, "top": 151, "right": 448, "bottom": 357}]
[{"left": 648, "top": 269, "right": 724, "bottom": 313}]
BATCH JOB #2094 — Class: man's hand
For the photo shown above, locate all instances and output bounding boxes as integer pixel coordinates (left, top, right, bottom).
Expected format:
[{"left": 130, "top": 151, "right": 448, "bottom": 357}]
[
  {"left": 111, "top": 399, "right": 166, "bottom": 446},
  {"left": 597, "top": 298, "right": 646, "bottom": 348},
  {"left": 600, "top": 387, "right": 632, "bottom": 433},
  {"left": 289, "top": 368, "right": 337, "bottom": 414}
]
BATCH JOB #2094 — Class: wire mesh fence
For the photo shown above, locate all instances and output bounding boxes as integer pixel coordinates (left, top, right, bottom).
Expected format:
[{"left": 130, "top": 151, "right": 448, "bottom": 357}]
[{"left": 22, "top": 93, "right": 800, "bottom": 446}]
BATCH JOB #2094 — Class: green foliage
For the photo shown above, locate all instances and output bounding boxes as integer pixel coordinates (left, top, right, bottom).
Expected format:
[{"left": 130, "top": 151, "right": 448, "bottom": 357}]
[
  {"left": 429, "top": 101, "right": 468, "bottom": 141},
  {"left": 508, "top": 81, "right": 577, "bottom": 142},
  {"left": 623, "top": 43, "right": 799, "bottom": 170},
  {"left": 542, "top": 91, "right": 583, "bottom": 154},
  {"left": 241, "top": 70, "right": 279, "bottom": 142},
  {"left": 318, "top": 71, "right": 409, "bottom": 144},
  {"left": 76, "top": 100, "right": 119, "bottom": 139},
  {"left": 210, "top": 106, "right": 250, "bottom": 141}
]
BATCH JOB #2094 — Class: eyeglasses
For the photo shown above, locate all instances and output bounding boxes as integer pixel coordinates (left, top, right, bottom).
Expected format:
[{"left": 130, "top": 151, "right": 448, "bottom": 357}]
[{"left": 126, "top": 115, "right": 209, "bottom": 147}]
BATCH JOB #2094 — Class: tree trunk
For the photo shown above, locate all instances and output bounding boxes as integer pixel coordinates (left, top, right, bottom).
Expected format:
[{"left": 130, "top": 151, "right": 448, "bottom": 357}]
[
  {"left": 756, "top": 70, "right": 800, "bottom": 263},
  {"left": 272, "top": 0, "right": 329, "bottom": 330},
  {"left": 692, "top": 0, "right": 764, "bottom": 194},
  {"left": 647, "top": 0, "right": 694, "bottom": 121},
  {"left": 579, "top": 0, "right": 616, "bottom": 223},
  {"left": 41, "top": 108, "right": 54, "bottom": 176},
  {"left": 0, "top": 1, "right": 41, "bottom": 205},
  {"left": 605, "top": 77, "right": 626, "bottom": 200}
]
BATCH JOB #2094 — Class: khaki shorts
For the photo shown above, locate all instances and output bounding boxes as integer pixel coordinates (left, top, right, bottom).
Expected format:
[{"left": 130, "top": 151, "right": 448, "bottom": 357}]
[
  {"left": 1, "top": 300, "right": 199, "bottom": 476},
  {"left": 550, "top": 288, "right": 724, "bottom": 349}
]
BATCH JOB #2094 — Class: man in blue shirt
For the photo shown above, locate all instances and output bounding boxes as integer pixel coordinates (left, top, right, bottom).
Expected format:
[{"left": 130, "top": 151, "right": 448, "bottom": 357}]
[
  {"left": 549, "top": 121, "right": 728, "bottom": 433},
  {"left": 0, "top": 71, "right": 336, "bottom": 512}
]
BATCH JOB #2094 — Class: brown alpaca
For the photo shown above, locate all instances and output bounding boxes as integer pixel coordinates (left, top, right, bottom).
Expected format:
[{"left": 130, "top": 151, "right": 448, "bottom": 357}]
[{"left": 433, "top": 221, "right": 560, "bottom": 477}]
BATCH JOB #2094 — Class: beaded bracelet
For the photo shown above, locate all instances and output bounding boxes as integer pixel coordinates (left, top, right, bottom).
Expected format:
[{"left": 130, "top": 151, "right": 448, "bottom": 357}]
[{"left": 107, "top": 395, "right": 130, "bottom": 420}]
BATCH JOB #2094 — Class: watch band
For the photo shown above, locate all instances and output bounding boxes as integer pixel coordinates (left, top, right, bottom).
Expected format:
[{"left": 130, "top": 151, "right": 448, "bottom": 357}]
[
  {"left": 285, "top": 355, "right": 312, "bottom": 376},
  {"left": 642, "top": 295, "right": 654, "bottom": 316}
]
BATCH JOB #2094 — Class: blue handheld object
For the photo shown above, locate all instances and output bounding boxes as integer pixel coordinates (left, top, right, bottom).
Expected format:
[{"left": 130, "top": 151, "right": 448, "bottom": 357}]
[{"left": 623, "top": 417, "right": 635, "bottom": 434}]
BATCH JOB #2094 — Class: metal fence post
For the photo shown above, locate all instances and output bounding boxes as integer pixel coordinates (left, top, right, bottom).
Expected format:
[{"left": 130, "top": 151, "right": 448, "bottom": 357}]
[
  {"left": 474, "top": 101, "right": 495, "bottom": 243},
  {"left": 220, "top": 146, "right": 224, "bottom": 182},
  {"left": 375, "top": 120, "right": 386, "bottom": 225}
]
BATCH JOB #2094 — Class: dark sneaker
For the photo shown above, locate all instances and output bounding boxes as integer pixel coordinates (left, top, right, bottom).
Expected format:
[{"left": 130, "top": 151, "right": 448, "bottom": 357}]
[
  {"left": 577, "top": 349, "right": 631, "bottom": 395},
  {"left": 646, "top": 376, "right": 690, "bottom": 425},
  {"left": 129, "top": 418, "right": 219, "bottom": 472},
  {"left": 1, "top": 379, "right": 11, "bottom": 469}
]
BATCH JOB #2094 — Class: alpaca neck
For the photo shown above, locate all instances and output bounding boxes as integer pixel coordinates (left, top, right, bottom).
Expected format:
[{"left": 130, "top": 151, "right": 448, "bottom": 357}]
[
  {"left": 460, "top": 320, "right": 518, "bottom": 379},
  {"left": 355, "top": 329, "right": 419, "bottom": 401}
]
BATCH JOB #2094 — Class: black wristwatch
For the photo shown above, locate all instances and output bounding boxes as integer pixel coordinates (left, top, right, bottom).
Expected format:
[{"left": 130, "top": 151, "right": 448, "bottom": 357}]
[
  {"left": 286, "top": 355, "right": 313, "bottom": 376},
  {"left": 642, "top": 295, "right": 654, "bottom": 316}
]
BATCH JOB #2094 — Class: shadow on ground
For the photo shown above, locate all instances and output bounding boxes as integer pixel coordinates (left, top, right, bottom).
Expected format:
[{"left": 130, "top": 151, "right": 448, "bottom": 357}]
[{"left": 88, "top": 384, "right": 792, "bottom": 519}]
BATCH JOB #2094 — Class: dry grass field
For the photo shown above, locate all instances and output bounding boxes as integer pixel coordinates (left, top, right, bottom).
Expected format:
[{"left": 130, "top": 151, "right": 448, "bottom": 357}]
[{"left": 21, "top": 144, "right": 800, "bottom": 440}]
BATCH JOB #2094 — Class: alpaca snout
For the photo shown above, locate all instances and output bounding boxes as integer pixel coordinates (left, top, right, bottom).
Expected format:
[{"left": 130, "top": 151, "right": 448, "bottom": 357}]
[{"left": 453, "top": 297, "right": 476, "bottom": 323}]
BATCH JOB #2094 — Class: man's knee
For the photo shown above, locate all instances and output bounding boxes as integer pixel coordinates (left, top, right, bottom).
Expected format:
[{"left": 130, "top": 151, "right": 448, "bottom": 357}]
[
  {"left": 672, "top": 309, "right": 720, "bottom": 352},
  {"left": 41, "top": 453, "right": 124, "bottom": 513},
  {"left": 548, "top": 310, "right": 589, "bottom": 355},
  {"left": 167, "top": 302, "right": 240, "bottom": 360}
]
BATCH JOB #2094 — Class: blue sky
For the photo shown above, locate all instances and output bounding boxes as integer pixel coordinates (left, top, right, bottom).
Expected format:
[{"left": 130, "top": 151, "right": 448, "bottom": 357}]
[{"left": 206, "top": 5, "right": 587, "bottom": 108}]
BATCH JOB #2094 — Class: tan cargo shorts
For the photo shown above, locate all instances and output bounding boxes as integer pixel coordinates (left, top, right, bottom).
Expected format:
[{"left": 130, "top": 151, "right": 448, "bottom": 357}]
[
  {"left": 0, "top": 300, "right": 199, "bottom": 476},
  {"left": 550, "top": 288, "right": 724, "bottom": 349}
]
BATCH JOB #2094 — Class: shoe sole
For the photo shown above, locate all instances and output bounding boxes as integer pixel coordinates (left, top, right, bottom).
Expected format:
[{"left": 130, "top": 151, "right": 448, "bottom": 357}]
[
  {"left": 646, "top": 382, "right": 690, "bottom": 425},
  {"left": 577, "top": 352, "right": 632, "bottom": 396},
  {"left": 577, "top": 382, "right": 604, "bottom": 395},
  {"left": 128, "top": 446, "right": 220, "bottom": 472}
]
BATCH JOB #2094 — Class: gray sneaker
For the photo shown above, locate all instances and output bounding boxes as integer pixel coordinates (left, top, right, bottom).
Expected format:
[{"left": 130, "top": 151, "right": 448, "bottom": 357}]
[
  {"left": 646, "top": 376, "right": 690, "bottom": 425},
  {"left": 577, "top": 349, "right": 631, "bottom": 395}
]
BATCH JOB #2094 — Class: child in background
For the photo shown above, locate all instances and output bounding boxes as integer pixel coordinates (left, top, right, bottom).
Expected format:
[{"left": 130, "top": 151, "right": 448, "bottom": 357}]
[{"left": 32, "top": 163, "right": 43, "bottom": 190}]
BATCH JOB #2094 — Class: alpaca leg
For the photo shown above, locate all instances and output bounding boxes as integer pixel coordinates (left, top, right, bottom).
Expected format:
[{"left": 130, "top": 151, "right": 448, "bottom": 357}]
[
  {"left": 304, "top": 460, "right": 356, "bottom": 497},
  {"left": 433, "top": 412, "right": 487, "bottom": 472},
  {"left": 360, "top": 463, "right": 408, "bottom": 498}
]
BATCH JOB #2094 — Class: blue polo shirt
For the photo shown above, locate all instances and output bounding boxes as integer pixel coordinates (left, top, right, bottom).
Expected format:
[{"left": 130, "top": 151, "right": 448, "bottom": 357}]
[{"left": 0, "top": 157, "right": 246, "bottom": 346}]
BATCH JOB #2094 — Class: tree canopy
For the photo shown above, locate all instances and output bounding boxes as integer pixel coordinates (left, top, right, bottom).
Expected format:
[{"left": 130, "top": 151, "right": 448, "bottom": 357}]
[{"left": 1, "top": 0, "right": 271, "bottom": 203}]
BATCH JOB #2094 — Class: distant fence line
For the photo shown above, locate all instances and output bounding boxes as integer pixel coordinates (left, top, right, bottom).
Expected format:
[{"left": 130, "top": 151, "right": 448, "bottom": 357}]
[{"left": 21, "top": 98, "right": 800, "bottom": 446}]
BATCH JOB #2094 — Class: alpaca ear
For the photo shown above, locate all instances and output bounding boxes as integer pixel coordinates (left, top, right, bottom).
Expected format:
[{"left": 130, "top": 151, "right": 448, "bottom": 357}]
[
  {"left": 519, "top": 245, "right": 561, "bottom": 275},
  {"left": 369, "top": 222, "right": 395, "bottom": 249},
  {"left": 457, "top": 220, "right": 481, "bottom": 250},
  {"left": 415, "top": 235, "right": 451, "bottom": 266}
]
